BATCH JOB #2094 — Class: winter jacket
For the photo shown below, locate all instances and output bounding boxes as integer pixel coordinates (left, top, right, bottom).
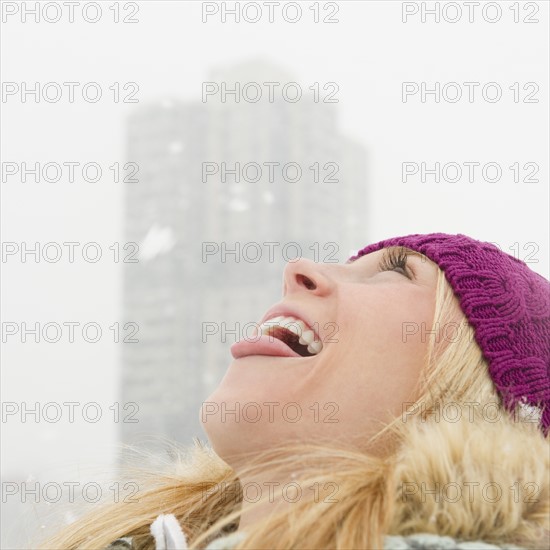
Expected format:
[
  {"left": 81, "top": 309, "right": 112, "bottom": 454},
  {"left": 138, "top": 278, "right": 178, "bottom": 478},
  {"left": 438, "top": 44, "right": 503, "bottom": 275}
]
[{"left": 105, "top": 528, "right": 528, "bottom": 549}]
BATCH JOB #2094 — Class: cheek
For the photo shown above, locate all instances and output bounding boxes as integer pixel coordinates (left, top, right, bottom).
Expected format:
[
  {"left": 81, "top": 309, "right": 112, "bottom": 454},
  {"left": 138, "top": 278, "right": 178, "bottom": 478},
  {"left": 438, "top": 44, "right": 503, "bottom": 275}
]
[
  {"left": 347, "top": 285, "right": 434, "bottom": 356},
  {"left": 327, "top": 288, "right": 434, "bottom": 416}
]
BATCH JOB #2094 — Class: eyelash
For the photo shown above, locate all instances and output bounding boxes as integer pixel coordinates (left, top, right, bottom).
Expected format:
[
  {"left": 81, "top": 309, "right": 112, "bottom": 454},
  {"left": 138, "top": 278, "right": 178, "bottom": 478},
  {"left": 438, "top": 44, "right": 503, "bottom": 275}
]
[{"left": 377, "top": 248, "right": 413, "bottom": 279}]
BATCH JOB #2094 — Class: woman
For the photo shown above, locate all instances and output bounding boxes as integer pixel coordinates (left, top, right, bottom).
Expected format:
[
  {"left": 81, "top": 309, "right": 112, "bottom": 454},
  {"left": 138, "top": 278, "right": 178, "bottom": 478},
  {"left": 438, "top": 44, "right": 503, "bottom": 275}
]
[{"left": 39, "top": 233, "right": 549, "bottom": 550}]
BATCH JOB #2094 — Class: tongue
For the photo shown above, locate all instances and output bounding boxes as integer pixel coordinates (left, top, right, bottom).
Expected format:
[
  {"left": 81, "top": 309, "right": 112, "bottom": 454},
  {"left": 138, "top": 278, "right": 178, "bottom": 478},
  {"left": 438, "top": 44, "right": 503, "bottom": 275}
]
[
  {"left": 272, "top": 327, "right": 312, "bottom": 357},
  {"left": 230, "top": 334, "right": 302, "bottom": 359}
]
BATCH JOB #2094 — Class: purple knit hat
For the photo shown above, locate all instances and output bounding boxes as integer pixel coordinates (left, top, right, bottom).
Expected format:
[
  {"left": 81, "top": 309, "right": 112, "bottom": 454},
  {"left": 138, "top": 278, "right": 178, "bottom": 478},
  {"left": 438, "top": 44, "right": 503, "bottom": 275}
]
[{"left": 348, "top": 233, "right": 550, "bottom": 435}]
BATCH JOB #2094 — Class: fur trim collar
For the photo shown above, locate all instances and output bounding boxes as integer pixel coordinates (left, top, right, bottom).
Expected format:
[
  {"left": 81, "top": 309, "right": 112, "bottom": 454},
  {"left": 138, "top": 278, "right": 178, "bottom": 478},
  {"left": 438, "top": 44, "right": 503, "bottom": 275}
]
[
  {"left": 105, "top": 413, "right": 549, "bottom": 550},
  {"left": 387, "top": 412, "right": 549, "bottom": 549}
]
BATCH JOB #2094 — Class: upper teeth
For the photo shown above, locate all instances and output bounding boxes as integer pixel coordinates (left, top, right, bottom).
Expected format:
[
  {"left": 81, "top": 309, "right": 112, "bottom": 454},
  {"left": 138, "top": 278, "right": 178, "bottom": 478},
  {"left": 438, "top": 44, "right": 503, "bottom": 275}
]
[{"left": 257, "top": 315, "right": 323, "bottom": 355}]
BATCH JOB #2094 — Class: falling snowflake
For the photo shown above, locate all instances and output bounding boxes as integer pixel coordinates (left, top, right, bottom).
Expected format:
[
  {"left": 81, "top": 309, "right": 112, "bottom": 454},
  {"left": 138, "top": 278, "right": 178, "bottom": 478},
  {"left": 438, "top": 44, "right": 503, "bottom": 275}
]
[
  {"left": 64, "top": 510, "right": 78, "bottom": 525},
  {"left": 168, "top": 141, "right": 185, "bottom": 154},
  {"left": 516, "top": 398, "right": 542, "bottom": 425},
  {"left": 227, "top": 198, "right": 249, "bottom": 212},
  {"left": 262, "top": 191, "right": 275, "bottom": 204},
  {"left": 140, "top": 224, "right": 176, "bottom": 262}
]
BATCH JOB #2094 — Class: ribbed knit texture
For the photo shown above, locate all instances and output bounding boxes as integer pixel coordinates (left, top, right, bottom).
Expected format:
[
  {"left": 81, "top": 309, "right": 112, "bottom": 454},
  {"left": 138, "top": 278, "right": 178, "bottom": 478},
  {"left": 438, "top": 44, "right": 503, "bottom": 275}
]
[{"left": 348, "top": 233, "right": 550, "bottom": 434}]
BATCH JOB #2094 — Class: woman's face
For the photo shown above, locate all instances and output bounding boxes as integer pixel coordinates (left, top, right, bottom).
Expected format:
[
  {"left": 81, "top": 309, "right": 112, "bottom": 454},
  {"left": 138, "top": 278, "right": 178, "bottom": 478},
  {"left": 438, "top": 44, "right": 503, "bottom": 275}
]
[{"left": 201, "top": 246, "right": 441, "bottom": 461}]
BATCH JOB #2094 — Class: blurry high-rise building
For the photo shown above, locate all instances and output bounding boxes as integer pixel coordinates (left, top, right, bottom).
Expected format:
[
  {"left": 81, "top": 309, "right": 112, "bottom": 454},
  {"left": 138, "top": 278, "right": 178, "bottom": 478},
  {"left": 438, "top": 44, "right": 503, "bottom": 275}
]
[{"left": 121, "top": 59, "right": 368, "bottom": 452}]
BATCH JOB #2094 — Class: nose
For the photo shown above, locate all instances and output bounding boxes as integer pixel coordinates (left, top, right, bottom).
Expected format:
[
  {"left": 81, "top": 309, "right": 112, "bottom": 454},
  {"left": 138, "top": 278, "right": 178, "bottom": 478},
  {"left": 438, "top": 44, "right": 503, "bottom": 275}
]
[{"left": 282, "top": 258, "right": 335, "bottom": 297}]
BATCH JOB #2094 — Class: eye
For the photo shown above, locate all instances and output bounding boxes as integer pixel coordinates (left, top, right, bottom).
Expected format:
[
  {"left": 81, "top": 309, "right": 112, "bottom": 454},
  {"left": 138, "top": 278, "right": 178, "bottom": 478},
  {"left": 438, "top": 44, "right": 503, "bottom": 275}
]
[{"left": 377, "top": 248, "right": 413, "bottom": 280}]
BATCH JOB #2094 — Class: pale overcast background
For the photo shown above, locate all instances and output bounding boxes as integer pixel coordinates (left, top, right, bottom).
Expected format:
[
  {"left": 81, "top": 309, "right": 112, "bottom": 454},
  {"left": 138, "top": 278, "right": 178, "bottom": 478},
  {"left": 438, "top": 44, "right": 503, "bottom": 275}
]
[{"left": 1, "top": 1, "right": 549, "bottom": 548}]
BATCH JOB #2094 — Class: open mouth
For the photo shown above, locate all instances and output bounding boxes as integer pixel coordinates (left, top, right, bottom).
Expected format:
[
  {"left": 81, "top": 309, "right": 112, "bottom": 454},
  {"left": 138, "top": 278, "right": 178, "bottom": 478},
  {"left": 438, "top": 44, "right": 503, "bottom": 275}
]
[{"left": 257, "top": 316, "right": 323, "bottom": 357}]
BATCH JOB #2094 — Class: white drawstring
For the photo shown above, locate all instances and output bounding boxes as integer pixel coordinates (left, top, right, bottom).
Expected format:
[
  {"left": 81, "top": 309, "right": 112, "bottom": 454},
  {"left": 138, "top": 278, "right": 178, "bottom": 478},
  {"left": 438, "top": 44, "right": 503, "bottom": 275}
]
[{"left": 150, "top": 514, "right": 188, "bottom": 550}]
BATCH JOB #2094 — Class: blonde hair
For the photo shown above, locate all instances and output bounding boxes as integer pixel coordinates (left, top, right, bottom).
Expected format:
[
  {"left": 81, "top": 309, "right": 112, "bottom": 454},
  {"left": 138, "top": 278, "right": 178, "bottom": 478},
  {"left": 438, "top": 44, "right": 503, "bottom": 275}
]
[{"left": 38, "top": 267, "right": 549, "bottom": 550}]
